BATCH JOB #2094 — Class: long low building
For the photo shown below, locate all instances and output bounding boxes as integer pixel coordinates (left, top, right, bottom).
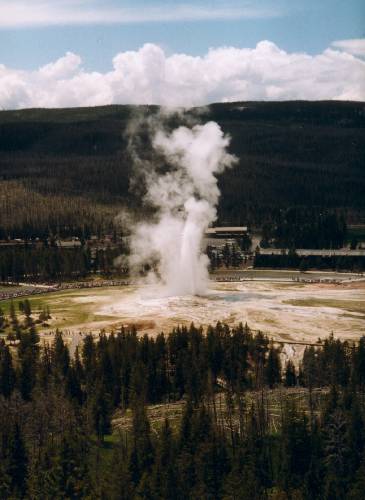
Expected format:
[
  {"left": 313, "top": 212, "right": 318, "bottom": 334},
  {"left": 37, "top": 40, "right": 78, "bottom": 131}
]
[
  {"left": 205, "top": 226, "right": 248, "bottom": 238},
  {"left": 259, "top": 248, "right": 365, "bottom": 257}
]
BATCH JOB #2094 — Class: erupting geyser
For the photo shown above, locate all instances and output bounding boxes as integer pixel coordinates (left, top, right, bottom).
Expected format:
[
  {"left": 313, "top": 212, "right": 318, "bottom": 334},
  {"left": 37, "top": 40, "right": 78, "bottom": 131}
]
[{"left": 129, "top": 120, "right": 237, "bottom": 296}]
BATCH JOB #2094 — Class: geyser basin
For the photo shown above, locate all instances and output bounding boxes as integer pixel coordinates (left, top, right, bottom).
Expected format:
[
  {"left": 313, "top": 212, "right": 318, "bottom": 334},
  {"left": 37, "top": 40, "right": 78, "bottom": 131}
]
[
  {"left": 28, "top": 279, "right": 363, "bottom": 347},
  {"left": 96, "top": 281, "right": 364, "bottom": 342}
]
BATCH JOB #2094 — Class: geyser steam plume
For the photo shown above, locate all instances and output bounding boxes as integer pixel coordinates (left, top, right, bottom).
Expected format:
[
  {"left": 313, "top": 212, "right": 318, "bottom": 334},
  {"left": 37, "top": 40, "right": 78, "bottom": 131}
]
[{"left": 129, "top": 120, "right": 236, "bottom": 296}]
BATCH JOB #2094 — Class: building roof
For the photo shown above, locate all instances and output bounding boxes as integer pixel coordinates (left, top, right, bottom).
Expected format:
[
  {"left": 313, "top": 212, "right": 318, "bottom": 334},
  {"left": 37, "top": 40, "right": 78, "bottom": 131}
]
[
  {"left": 259, "top": 248, "right": 365, "bottom": 257},
  {"left": 204, "top": 237, "right": 236, "bottom": 247},
  {"left": 57, "top": 240, "right": 82, "bottom": 248},
  {"left": 206, "top": 226, "right": 248, "bottom": 234}
]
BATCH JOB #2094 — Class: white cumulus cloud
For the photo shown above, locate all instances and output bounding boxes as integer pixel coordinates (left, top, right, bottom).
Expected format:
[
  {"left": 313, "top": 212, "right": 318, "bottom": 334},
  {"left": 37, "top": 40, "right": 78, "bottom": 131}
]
[
  {"left": 39, "top": 52, "right": 82, "bottom": 79},
  {"left": 0, "top": 41, "right": 364, "bottom": 109},
  {"left": 331, "top": 39, "right": 365, "bottom": 57}
]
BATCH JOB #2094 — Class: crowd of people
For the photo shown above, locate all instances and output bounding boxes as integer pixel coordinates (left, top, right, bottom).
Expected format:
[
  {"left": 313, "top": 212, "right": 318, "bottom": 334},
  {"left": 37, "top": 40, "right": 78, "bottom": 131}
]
[{"left": 0, "top": 279, "right": 133, "bottom": 302}]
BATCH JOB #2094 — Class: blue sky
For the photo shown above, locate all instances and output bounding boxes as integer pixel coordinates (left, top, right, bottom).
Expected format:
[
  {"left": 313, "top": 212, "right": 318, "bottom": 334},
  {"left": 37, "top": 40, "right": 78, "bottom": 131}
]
[
  {"left": 0, "top": 0, "right": 364, "bottom": 108},
  {"left": 0, "top": 0, "right": 364, "bottom": 71}
]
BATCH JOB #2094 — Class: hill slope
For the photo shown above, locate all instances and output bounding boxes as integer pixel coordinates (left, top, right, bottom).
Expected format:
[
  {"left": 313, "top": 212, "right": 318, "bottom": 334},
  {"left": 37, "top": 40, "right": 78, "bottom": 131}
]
[{"left": 0, "top": 101, "right": 364, "bottom": 238}]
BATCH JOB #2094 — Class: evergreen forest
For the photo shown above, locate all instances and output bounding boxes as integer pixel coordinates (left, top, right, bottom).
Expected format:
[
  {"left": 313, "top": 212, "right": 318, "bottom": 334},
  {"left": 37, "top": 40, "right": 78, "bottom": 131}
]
[
  {"left": 1, "top": 304, "right": 365, "bottom": 499},
  {"left": 0, "top": 101, "right": 364, "bottom": 240}
]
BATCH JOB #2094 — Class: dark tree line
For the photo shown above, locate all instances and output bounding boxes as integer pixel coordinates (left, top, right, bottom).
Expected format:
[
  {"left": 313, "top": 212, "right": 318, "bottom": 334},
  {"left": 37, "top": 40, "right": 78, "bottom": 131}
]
[
  {"left": 0, "top": 245, "right": 124, "bottom": 281},
  {"left": 260, "top": 208, "right": 347, "bottom": 249},
  {"left": 254, "top": 251, "right": 365, "bottom": 272},
  {"left": 2, "top": 320, "right": 284, "bottom": 407},
  {"left": 300, "top": 335, "right": 365, "bottom": 389},
  {"left": 0, "top": 180, "right": 123, "bottom": 241},
  {"left": 208, "top": 242, "right": 249, "bottom": 270},
  {"left": 1, "top": 313, "right": 365, "bottom": 498}
]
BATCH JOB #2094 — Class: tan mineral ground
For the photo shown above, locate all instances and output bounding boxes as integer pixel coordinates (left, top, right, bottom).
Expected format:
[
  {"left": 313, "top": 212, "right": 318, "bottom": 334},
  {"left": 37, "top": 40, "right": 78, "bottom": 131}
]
[
  {"left": 97, "top": 281, "right": 365, "bottom": 343},
  {"left": 27, "top": 275, "right": 364, "bottom": 361}
]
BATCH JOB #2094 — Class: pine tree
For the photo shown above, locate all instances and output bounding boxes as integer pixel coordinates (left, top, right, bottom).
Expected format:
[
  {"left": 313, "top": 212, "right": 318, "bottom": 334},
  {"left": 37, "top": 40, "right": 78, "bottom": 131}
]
[
  {"left": 66, "top": 366, "right": 84, "bottom": 405},
  {"left": 151, "top": 419, "right": 178, "bottom": 499},
  {"left": 265, "top": 343, "right": 281, "bottom": 388},
  {"left": 23, "top": 299, "right": 32, "bottom": 318},
  {"left": 8, "top": 423, "right": 28, "bottom": 498},
  {"left": 82, "top": 334, "right": 96, "bottom": 389},
  {"left": 73, "top": 346, "right": 84, "bottom": 384},
  {"left": 0, "top": 344, "right": 15, "bottom": 398},
  {"left": 279, "top": 401, "right": 311, "bottom": 495},
  {"left": 194, "top": 427, "right": 228, "bottom": 499},
  {"left": 0, "top": 306, "right": 5, "bottom": 331},
  {"left": 346, "top": 393, "right": 364, "bottom": 478},
  {"left": 323, "top": 408, "right": 348, "bottom": 499},
  {"left": 284, "top": 360, "right": 297, "bottom": 387},
  {"left": 107, "top": 442, "right": 133, "bottom": 500},
  {"left": 17, "top": 325, "right": 40, "bottom": 400},
  {"left": 129, "top": 400, "right": 154, "bottom": 487},
  {"left": 34, "top": 433, "right": 90, "bottom": 499},
  {"left": 38, "top": 345, "right": 52, "bottom": 390},
  {"left": 9, "top": 301, "right": 21, "bottom": 340},
  {"left": 0, "top": 460, "right": 11, "bottom": 500},
  {"left": 179, "top": 398, "right": 194, "bottom": 451},
  {"left": 302, "top": 346, "right": 318, "bottom": 387},
  {"left": 352, "top": 336, "right": 365, "bottom": 388},
  {"left": 90, "top": 382, "right": 112, "bottom": 440},
  {"left": 348, "top": 454, "right": 365, "bottom": 499},
  {"left": 302, "top": 420, "right": 323, "bottom": 500},
  {"left": 223, "top": 447, "right": 264, "bottom": 500},
  {"left": 52, "top": 331, "right": 70, "bottom": 381}
]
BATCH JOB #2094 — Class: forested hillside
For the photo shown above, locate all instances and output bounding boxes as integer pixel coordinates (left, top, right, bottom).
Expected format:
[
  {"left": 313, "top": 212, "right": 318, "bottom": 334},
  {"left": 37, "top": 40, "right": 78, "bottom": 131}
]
[
  {"left": 1, "top": 315, "right": 365, "bottom": 498},
  {"left": 0, "top": 101, "right": 364, "bottom": 240}
]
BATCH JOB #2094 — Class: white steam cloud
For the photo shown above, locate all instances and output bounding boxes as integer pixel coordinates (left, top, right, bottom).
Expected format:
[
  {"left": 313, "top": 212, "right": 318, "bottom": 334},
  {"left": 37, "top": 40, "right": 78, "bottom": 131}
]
[{"left": 128, "top": 120, "right": 236, "bottom": 296}]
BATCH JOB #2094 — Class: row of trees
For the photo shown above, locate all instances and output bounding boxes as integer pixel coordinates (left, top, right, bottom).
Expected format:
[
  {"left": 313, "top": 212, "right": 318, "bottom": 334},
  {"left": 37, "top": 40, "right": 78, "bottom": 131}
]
[
  {"left": 1, "top": 318, "right": 285, "bottom": 405},
  {"left": 0, "top": 180, "right": 123, "bottom": 240},
  {"left": 1, "top": 313, "right": 365, "bottom": 498},
  {"left": 2, "top": 244, "right": 364, "bottom": 282},
  {"left": 254, "top": 251, "right": 365, "bottom": 272},
  {"left": 207, "top": 242, "right": 250, "bottom": 270},
  {"left": 2, "top": 310, "right": 364, "bottom": 411},
  {"left": 260, "top": 208, "right": 348, "bottom": 249},
  {"left": 0, "top": 246, "right": 124, "bottom": 281}
]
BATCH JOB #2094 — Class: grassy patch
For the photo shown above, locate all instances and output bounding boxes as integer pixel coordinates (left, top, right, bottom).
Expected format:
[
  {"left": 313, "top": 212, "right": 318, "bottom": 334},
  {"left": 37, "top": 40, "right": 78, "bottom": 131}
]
[
  {"left": 284, "top": 298, "right": 365, "bottom": 315},
  {"left": 0, "top": 295, "right": 57, "bottom": 314},
  {"left": 0, "top": 285, "right": 20, "bottom": 292},
  {"left": 0, "top": 288, "right": 118, "bottom": 332}
]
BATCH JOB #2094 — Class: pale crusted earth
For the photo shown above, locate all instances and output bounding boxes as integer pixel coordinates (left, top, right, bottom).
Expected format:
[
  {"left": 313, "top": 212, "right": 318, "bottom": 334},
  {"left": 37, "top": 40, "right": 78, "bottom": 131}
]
[
  {"left": 10, "top": 276, "right": 364, "bottom": 359},
  {"left": 96, "top": 279, "right": 364, "bottom": 361},
  {"left": 96, "top": 281, "right": 365, "bottom": 344}
]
